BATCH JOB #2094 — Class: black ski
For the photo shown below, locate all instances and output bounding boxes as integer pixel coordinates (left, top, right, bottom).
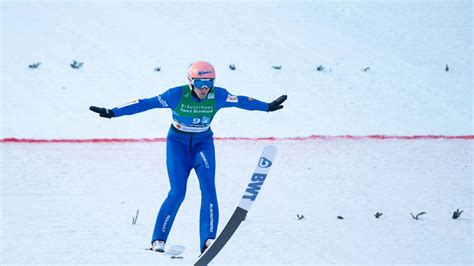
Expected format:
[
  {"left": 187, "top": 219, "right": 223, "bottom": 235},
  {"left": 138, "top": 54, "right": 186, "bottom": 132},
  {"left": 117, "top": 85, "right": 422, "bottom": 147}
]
[{"left": 194, "top": 145, "right": 277, "bottom": 265}]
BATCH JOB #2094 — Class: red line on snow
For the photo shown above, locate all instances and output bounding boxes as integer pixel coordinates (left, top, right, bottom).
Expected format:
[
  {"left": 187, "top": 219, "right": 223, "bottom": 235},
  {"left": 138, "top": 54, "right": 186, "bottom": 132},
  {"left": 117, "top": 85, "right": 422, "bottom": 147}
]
[{"left": 1, "top": 135, "right": 473, "bottom": 143}]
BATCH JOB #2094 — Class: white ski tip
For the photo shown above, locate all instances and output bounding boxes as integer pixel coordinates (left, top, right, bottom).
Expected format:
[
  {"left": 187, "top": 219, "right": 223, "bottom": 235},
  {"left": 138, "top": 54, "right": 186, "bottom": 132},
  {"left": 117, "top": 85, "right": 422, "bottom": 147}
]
[{"left": 264, "top": 145, "right": 277, "bottom": 153}]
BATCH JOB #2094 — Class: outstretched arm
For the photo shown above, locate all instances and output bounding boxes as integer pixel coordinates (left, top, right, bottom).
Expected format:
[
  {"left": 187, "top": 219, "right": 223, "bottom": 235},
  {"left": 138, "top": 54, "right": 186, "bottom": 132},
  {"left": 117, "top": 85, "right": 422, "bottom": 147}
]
[
  {"left": 90, "top": 87, "right": 180, "bottom": 118},
  {"left": 217, "top": 89, "right": 287, "bottom": 112},
  {"left": 89, "top": 97, "right": 161, "bottom": 118}
]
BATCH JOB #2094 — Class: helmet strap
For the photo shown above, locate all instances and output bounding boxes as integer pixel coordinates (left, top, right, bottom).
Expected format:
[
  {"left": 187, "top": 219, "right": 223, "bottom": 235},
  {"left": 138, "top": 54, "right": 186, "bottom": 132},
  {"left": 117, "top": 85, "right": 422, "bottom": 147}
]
[{"left": 191, "top": 87, "right": 199, "bottom": 98}]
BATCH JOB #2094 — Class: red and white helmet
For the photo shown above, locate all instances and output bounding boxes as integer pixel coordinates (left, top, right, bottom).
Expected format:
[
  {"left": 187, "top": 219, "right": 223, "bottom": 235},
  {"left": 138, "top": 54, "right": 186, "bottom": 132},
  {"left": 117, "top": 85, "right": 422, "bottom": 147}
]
[{"left": 187, "top": 61, "right": 216, "bottom": 80}]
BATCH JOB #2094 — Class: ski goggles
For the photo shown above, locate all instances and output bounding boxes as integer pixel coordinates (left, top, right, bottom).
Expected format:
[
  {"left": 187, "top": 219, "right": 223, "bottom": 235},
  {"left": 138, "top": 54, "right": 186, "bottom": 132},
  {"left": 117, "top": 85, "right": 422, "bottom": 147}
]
[{"left": 192, "top": 78, "right": 214, "bottom": 90}]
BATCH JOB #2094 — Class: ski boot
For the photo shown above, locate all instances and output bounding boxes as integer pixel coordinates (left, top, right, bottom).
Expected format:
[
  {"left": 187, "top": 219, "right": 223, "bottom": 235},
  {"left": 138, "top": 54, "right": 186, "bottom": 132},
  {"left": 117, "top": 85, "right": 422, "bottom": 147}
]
[{"left": 150, "top": 240, "right": 166, "bottom": 253}]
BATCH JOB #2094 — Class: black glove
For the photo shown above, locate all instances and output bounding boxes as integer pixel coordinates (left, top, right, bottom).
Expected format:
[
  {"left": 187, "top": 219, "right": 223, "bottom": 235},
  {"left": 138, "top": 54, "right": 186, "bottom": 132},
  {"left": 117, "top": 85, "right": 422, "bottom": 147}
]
[
  {"left": 267, "top": 95, "right": 287, "bottom": 112},
  {"left": 89, "top": 106, "right": 115, "bottom": 118}
]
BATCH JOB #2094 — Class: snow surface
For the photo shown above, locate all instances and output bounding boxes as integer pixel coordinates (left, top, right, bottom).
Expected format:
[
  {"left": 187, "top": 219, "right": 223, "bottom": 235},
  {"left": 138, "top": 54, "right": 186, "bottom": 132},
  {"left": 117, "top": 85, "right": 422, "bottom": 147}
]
[
  {"left": 1, "top": 0, "right": 473, "bottom": 265},
  {"left": 2, "top": 140, "right": 473, "bottom": 265}
]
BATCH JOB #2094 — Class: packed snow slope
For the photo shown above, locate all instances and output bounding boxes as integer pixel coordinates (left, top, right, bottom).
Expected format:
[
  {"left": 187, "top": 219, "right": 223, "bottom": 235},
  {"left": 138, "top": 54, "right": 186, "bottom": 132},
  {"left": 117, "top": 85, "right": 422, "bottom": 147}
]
[
  {"left": 1, "top": 0, "right": 472, "bottom": 139},
  {"left": 1, "top": 1, "right": 473, "bottom": 266},
  {"left": 2, "top": 140, "right": 473, "bottom": 265}
]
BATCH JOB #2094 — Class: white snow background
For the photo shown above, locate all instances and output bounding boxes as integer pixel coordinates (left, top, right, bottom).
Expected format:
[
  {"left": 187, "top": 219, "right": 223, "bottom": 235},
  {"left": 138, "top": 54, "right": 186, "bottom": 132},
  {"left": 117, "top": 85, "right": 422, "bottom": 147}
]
[{"left": 1, "top": 0, "right": 472, "bottom": 265}]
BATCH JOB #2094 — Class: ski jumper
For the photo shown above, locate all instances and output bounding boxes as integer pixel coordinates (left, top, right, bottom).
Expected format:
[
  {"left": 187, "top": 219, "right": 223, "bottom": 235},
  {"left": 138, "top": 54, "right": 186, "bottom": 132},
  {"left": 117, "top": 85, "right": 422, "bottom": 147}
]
[{"left": 111, "top": 85, "right": 269, "bottom": 252}]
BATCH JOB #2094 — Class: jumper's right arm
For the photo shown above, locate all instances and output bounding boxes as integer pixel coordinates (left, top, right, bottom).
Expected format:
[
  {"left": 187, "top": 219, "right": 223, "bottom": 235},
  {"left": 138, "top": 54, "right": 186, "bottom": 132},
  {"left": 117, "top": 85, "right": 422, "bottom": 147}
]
[
  {"left": 90, "top": 88, "right": 179, "bottom": 118},
  {"left": 112, "top": 96, "right": 170, "bottom": 117}
]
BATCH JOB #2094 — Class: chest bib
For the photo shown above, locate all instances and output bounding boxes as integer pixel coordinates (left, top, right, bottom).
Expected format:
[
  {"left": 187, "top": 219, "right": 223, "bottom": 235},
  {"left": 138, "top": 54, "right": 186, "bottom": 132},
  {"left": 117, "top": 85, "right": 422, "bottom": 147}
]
[{"left": 172, "top": 86, "right": 217, "bottom": 133}]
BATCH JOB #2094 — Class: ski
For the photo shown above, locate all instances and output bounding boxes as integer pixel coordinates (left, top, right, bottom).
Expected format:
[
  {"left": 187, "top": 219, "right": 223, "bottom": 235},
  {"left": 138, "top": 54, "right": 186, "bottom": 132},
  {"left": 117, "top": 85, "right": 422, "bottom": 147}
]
[
  {"left": 147, "top": 245, "right": 185, "bottom": 257},
  {"left": 165, "top": 245, "right": 185, "bottom": 257},
  {"left": 194, "top": 145, "right": 277, "bottom": 266}
]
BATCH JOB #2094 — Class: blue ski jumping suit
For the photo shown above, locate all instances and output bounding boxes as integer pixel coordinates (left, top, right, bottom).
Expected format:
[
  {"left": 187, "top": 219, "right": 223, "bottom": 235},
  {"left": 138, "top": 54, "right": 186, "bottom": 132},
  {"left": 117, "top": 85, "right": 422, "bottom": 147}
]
[{"left": 111, "top": 85, "right": 269, "bottom": 252}]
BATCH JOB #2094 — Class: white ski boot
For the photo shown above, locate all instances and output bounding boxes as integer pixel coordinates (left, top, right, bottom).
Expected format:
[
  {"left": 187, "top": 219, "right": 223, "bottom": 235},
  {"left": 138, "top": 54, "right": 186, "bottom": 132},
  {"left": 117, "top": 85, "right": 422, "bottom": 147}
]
[
  {"left": 202, "top": 238, "right": 213, "bottom": 253},
  {"left": 151, "top": 240, "right": 166, "bottom": 253}
]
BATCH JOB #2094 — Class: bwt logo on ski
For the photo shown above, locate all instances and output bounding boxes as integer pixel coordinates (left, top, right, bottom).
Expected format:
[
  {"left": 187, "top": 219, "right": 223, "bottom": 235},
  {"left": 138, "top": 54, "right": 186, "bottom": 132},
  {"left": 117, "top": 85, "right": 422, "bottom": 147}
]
[
  {"left": 258, "top": 157, "right": 272, "bottom": 168},
  {"left": 242, "top": 173, "right": 268, "bottom": 201},
  {"left": 242, "top": 157, "right": 272, "bottom": 201}
]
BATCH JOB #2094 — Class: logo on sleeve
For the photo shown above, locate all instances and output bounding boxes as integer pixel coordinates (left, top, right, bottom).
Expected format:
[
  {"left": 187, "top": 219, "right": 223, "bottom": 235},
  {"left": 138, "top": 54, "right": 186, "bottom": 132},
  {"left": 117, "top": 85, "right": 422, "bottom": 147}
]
[
  {"left": 226, "top": 94, "right": 238, "bottom": 103},
  {"left": 157, "top": 95, "right": 168, "bottom": 107}
]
